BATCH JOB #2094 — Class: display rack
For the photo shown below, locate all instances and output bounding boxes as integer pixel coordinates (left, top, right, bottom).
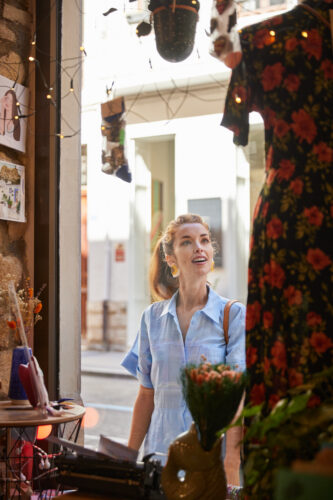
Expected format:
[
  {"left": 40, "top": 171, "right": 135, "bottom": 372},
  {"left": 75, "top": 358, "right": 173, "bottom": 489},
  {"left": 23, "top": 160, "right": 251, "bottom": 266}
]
[{"left": 0, "top": 402, "right": 85, "bottom": 499}]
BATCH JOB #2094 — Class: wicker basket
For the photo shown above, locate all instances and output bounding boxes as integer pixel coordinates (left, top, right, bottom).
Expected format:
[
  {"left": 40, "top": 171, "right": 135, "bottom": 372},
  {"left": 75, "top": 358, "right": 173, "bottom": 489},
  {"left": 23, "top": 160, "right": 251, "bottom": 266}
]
[{"left": 150, "top": 0, "right": 200, "bottom": 62}]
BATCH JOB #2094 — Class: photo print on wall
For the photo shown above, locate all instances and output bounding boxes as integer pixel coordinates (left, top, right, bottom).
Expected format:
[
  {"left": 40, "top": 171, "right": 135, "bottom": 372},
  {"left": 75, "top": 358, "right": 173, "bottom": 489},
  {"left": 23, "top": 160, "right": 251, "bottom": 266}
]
[
  {"left": 0, "top": 74, "right": 29, "bottom": 153},
  {"left": 0, "top": 160, "right": 25, "bottom": 223}
]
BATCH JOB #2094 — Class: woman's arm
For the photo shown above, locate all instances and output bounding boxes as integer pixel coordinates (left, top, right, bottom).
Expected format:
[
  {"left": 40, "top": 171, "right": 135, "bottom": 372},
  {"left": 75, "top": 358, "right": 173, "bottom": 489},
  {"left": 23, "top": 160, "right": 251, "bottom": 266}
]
[
  {"left": 128, "top": 384, "right": 154, "bottom": 451},
  {"left": 224, "top": 393, "right": 245, "bottom": 486}
]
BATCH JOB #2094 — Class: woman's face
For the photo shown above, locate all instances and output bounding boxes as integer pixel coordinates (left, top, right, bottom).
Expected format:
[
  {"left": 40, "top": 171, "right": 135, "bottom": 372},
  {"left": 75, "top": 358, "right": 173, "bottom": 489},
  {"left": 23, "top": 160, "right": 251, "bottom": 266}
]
[{"left": 167, "top": 223, "right": 214, "bottom": 279}]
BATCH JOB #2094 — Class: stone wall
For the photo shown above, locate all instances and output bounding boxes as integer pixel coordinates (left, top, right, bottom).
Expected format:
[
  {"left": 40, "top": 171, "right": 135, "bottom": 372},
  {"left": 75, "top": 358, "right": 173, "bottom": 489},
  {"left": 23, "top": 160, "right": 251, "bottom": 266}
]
[{"left": 0, "top": 0, "right": 34, "bottom": 398}]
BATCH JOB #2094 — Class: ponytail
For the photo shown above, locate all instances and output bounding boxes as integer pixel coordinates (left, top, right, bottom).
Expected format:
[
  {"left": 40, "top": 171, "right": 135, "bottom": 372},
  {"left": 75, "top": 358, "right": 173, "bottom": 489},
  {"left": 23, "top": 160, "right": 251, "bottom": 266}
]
[{"left": 149, "top": 236, "right": 178, "bottom": 301}]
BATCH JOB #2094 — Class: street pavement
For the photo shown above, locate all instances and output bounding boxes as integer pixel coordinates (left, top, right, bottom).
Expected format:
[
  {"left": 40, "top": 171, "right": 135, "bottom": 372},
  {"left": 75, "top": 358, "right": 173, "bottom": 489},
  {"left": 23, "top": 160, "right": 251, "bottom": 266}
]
[
  {"left": 80, "top": 348, "right": 138, "bottom": 451},
  {"left": 81, "top": 348, "right": 134, "bottom": 378}
]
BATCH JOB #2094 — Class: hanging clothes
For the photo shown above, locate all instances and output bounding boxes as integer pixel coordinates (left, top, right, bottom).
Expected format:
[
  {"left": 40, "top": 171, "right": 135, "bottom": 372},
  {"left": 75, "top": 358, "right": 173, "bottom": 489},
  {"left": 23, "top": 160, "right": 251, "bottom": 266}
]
[{"left": 221, "top": 0, "right": 333, "bottom": 411}]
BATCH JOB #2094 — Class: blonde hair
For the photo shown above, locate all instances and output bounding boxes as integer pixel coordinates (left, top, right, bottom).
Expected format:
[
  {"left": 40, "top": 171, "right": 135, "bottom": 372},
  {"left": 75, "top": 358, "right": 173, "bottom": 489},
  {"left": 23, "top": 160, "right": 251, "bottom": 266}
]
[{"left": 149, "top": 214, "right": 211, "bottom": 301}]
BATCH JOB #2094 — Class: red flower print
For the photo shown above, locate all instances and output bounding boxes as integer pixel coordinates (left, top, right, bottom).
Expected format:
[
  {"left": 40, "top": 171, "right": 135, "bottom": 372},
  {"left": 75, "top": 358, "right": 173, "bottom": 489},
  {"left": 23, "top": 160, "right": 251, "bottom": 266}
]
[
  {"left": 306, "top": 311, "right": 322, "bottom": 327},
  {"left": 266, "top": 217, "right": 283, "bottom": 239},
  {"left": 246, "top": 301, "right": 261, "bottom": 330},
  {"left": 283, "top": 74, "right": 300, "bottom": 92},
  {"left": 263, "top": 311, "right": 273, "bottom": 329},
  {"left": 276, "top": 159, "right": 295, "bottom": 182},
  {"left": 253, "top": 196, "right": 262, "bottom": 219},
  {"left": 289, "top": 178, "right": 303, "bottom": 196},
  {"left": 253, "top": 29, "right": 274, "bottom": 48},
  {"left": 283, "top": 286, "right": 302, "bottom": 306},
  {"left": 309, "top": 332, "right": 333, "bottom": 354},
  {"left": 274, "top": 119, "right": 290, "bottom": 138},
  {"left": 250, "top": 383, "right": 266, "bottom": 405},
  {"left": 263, "top": 357, "right": 270, "bottom": 374},
  {"left": 306, "top": 248, "right": 332, "bottom": 270},
  {"left": 301, "top": 29, "right": 322, "bottom": 60},
  {"left": 291, "top": 109, "right": 317, "bottom": 144},
  {"left": 262, "top": 202, "right": 269, "bottom": 218},
  {"left": 261, "top": 63, "right": 284, "bottom": 91},
  {"left": 268, "top": 393, "right": 280, "bottom": 409},
  {"left": 264, "top": 260, "right": 286, "bottom": 288},
  {"left": 271, "top": 340, "right": 287, "bottom": 372},
  {"left": 320, "top": 59, "right": 333, "bottom": 79},
  {"left": 313, "top": 142, "right": 333, "bottom": 163},
  {"left": 266, "top": 169, "right": 277, "bottom": 186},
  {"left": 246, "top": 346, "right": 258, "bottom": 368},
  {"left": 263, "top": 107, "right": 276, "bottom": 129},
  {"left": 265, "top": 145, "right": 273, "bottom": 171},
  {"left": 304, "top": 206, "right": 324, "bottom": 226},
  {"left": 232, "top": 85, "right": 247, "bottom": 103},
  {"left": 288, "top": 369, "right": 303, "bottom": 388},
  {"left": 307, "top": 394, "right": 321, "bottom": 408},
  {"left": 285, "top": 37, "right": 298, "bottom": 51}
]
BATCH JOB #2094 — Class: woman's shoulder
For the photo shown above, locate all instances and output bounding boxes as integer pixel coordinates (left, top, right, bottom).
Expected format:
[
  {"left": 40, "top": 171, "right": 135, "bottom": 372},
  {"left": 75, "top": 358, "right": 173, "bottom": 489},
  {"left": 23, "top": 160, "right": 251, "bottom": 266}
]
[
  {"left": 211, "top": 290, "right": 246, "bottom": 314},
  {"left": 143, "top": 297, "right": 172, "bottom": 319}
]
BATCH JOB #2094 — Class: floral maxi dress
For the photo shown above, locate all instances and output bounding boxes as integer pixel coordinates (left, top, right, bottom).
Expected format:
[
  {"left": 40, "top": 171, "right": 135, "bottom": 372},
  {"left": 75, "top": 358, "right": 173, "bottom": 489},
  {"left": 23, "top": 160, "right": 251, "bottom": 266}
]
[{"left": 222, "top": 0, "right": 333, "bottom": 411}]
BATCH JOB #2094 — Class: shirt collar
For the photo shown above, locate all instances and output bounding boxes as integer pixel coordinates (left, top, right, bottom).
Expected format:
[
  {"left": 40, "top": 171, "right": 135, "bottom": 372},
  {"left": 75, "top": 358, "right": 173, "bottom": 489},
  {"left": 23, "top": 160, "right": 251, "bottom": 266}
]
[{"left": 160, "top": 286, "right": 221, "bottom": 325}]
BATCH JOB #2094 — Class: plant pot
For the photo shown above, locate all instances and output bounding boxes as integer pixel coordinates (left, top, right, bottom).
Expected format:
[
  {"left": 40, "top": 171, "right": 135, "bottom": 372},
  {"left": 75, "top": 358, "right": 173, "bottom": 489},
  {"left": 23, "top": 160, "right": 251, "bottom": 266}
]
[
  {"left": 150, "top": 0, "right": 200, "bottom": 62},
  {"left": 161, "top": 422, "right": 227, "bottom": 500}
]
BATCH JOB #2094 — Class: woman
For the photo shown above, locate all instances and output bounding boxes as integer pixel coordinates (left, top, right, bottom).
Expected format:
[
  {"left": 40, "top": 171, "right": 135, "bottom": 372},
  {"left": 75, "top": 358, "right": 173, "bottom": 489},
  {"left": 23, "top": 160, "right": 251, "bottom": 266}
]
[{"left": 122, "top": 214, "right": 245, "bottom": 484}]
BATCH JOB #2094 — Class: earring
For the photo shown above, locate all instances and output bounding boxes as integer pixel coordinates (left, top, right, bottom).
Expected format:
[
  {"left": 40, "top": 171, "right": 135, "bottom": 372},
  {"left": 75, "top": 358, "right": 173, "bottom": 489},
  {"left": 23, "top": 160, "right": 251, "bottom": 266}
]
[
  {"left": 170, "top": 264, "right": 179, "bottom": 278},
  {"left": 210, "top": 260, "right": 215, "bottom": 272}
]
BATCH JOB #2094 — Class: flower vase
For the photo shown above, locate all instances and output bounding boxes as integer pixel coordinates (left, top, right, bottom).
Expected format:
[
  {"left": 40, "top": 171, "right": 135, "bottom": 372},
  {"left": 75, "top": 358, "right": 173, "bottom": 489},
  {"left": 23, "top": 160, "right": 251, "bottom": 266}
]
[{"left": 161, "top": 422, "right": 227, "bottom": 500}]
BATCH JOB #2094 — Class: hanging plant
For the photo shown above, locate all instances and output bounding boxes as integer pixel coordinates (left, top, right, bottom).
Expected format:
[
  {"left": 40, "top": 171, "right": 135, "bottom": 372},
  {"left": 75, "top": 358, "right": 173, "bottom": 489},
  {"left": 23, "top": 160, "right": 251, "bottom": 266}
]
[{"left": 148, "top": 0, "right": 200, "bottom": 62}]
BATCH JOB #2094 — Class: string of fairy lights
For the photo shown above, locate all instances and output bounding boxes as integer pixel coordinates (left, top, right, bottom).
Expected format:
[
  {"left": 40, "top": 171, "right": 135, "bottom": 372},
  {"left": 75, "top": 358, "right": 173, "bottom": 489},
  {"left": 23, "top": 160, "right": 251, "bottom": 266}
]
[{"left": 0, "top": 0, "right": 306, "bottom": 140}]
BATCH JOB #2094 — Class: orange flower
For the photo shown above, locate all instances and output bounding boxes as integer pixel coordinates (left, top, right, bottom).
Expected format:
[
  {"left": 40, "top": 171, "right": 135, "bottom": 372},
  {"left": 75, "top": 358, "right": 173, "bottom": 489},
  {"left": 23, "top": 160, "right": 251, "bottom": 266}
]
[
  {"left": 309, "top": 332, "right": 333, "bottom": 354},
  {"left": 291, "top": 109, "right": 317, "bottom": 144},
  {"left": 283, "top": 286, "right": 302, "bottom": 306},
  {"left": 263, "top": 311, "right": 274, "bottom": 329},
  {"left": 34, "top": 302, "right": 42, "bottom": 314},
  {"left": 264, "top": 259, "right": 286, "bottom": 289},
  {"left": 246, "top": 346, "right": 258, "bottom": 368},
  {"left": 28, "top": 287, "right": 33, "bottom": 298},
  {"left": 289, "top": 178, "right": 303, "bottom": 196},
  {"left": 306, "top": 248, "right": 332, "bottom": 271},
  {"left": 250, "top": 383, "right": 265, "bottom": 406},
  {"left": 266, "top": 217, "right": 283, "bottom": 239},
  {"left": 304, "top": 206, "right": 324, "bottom": 226},
  {"left": 7, "top": 320, "right": 17, "bottom": 329},
  {"left": 246, "top": 301, "right": 261, "bottom": 330},
  {"left": 261, "top": 63, "right": 284, "bottom": 91},
  {"left": 271, "top": 340, "right": 287, "bottom": 372},
  {"left": 288, "top": 369, "right": 303, "bottom": 388}
]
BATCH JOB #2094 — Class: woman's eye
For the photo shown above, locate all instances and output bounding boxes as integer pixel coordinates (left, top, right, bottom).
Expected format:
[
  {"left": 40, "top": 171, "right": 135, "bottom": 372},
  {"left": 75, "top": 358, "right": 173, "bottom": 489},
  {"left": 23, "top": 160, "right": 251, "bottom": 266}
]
[
  {"left": 181, "top": 240, "right": 191, "bottom": 245},
  {"left": 202, "top": 238, "right": 210, "bottom": 244}
]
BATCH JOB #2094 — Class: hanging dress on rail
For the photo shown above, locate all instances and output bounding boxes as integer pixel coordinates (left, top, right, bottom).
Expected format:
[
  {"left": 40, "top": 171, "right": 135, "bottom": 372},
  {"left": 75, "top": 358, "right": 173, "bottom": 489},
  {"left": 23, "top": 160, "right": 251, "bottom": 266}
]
[{"left": 222, "top": 0, "right": 333, "bottom": 411}]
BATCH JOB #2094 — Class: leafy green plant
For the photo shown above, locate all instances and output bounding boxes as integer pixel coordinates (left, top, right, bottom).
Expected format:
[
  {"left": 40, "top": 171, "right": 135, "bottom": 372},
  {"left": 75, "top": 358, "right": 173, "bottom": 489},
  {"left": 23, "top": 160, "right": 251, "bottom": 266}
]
[{"left": 222, "top": 367, "right": 333, "bottom": 499}]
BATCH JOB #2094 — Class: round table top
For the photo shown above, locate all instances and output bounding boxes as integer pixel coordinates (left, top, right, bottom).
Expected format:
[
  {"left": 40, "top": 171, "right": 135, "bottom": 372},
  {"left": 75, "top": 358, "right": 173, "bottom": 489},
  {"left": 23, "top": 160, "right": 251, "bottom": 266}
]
[{"left": 0, "top": 401, "right": 85, "bottom": 427}]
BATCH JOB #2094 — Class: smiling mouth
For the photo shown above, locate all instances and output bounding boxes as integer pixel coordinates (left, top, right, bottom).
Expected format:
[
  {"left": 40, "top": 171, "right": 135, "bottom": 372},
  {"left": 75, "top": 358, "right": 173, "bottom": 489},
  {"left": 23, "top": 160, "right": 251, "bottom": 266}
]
[{"left": 192, "top": 257, "right": 207, "bottom": 263}]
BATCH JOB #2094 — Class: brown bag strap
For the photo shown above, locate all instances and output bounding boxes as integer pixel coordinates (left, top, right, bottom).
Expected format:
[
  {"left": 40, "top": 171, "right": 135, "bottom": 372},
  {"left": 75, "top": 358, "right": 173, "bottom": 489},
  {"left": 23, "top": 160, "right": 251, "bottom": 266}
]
[{"left": 223, "top": 299, "right": 239, "bottom": 345}]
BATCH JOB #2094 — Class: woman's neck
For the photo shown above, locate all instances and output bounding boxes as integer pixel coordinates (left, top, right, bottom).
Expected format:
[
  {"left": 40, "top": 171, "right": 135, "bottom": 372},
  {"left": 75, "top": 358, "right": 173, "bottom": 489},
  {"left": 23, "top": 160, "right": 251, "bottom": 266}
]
[{"left": 177, "top": 279, "right": 208, "bottom": 311}]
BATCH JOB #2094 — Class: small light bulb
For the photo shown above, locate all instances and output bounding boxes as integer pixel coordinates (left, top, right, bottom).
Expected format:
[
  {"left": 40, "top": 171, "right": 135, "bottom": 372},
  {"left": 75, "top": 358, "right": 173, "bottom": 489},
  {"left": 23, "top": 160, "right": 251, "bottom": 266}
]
[
  {"left": 57, "top": 133, "right": 64, "bottom": 139},
  {"left": 16, "top": 102, "right": 20, "bottom": 106},
  {"left": 31, "top": 40, "right": 36, "bottom": 45},
  {"left": 28, "top": 56, "right": 35, "bottom": 62},
  {"left": 301, "top": 31, "right": 308, "bottom": 38},
  {"left": 46, "top": 94, "right": 52, "bottom": 99},
  {"left": 269, "top": 30, "right": 275, "bottom": 37},
  {"left": 14, "top": 115, "right": 19, "bottom": 120},
  {"left": 235, "top": 96, "right": 242, "bottom": 104},
  {"left": 101, "top": 126, "right": 106, "bottom": 131},
  {"left": 80, "top": 46, "right": 85, "bottom": 52}
]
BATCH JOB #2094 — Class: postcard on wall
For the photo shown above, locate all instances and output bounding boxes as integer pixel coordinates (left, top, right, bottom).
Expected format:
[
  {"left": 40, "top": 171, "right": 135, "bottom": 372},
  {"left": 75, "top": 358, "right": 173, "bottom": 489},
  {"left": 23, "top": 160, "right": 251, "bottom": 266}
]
[
  {"left": 0, "top": 160, "right": 25, "bottom": 223},
  {"left": 0, "top": 74, "right": 29, "bottom": 153}
]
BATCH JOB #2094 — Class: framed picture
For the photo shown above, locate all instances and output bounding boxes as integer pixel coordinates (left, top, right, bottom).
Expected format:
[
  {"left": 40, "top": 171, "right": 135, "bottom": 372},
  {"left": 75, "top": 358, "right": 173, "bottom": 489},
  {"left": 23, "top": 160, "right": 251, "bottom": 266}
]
[
  {"left": 0, "top": 160, "right": 25, "bottom": 222},
  {"left": 0, "top": 74, "right": 29, "bottom": 153}
]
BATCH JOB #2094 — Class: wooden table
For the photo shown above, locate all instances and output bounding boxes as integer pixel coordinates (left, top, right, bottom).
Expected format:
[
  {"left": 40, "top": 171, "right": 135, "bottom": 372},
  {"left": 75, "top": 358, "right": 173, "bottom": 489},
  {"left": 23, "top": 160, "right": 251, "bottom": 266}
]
[{"left": 0, "top": 402, "right": 85, "bottom": 499}]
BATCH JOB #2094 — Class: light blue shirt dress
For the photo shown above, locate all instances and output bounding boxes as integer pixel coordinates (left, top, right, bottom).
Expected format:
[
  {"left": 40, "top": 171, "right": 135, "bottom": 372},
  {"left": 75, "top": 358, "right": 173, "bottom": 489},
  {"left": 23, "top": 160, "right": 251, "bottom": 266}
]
[{"left": 121, "top": 286, "right": 246, "bottom": 462}]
